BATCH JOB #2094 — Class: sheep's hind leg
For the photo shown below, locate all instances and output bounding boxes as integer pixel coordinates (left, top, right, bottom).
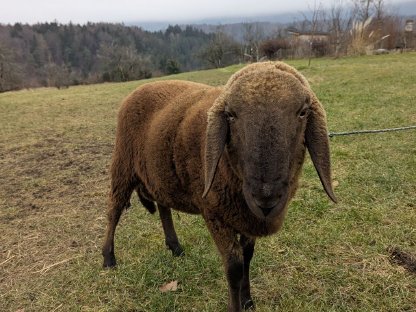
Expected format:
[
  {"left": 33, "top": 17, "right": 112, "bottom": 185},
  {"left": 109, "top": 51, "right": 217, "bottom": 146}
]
[
  {"left": 158, "top": 204, "right": 184, "bottom": 256},
  {"left": 102, "top": 177, "right": 136, "bottom": 268}
]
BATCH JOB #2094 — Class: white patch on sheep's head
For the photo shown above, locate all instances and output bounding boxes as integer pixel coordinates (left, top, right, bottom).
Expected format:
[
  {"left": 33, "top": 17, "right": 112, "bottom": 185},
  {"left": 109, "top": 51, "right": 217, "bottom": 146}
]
[{"left": 203, "top": 62, "right": 337, "bottom": 220}]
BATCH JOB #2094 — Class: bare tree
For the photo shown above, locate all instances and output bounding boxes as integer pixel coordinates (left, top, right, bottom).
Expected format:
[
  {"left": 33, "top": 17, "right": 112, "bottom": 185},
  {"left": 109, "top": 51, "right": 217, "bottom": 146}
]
[
  {"left": 199, "top": 27, "right": 240, "bottom": 68},
  {"left": 373, "top": 0, "right": 385, "bottom": 20},
  {"left": 329, "top": 0, "right": 354, "bottom": 57},
  {"left": 242, "top": 22, "right": 265, "bottom": 62},
  {"left": 45, "top": 63, "right": 70, "bottom": 89},
  {"left": 353, "top": 0, "right": 374, "bottom": 22},
  {"left": 0, "top": 44, "right": 22, "bottom": 92},
  {"left": 372, "top": 0, "right": 389, "bottom": 47},
  {"left": 301, "top": 1, "right": 325, "bottom": 66},
  {"left": 97, "top": 42, "right": 152, "bottom": 82}
]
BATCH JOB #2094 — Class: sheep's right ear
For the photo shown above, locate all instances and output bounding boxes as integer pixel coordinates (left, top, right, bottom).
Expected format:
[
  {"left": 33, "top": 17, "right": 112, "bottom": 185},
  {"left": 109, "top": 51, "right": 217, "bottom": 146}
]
[
  {"left": 305, "top": 94, "right": 338, "bottom": 203},
  {"left": 202, "top": 109, "right": 228, "bottom": 198}
]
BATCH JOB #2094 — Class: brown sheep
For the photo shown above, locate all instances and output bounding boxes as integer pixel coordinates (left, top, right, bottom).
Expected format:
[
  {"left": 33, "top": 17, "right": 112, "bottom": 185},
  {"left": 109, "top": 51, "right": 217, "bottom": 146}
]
[{"left": 102, "top": 61, "right": 337, "bottom": 312}]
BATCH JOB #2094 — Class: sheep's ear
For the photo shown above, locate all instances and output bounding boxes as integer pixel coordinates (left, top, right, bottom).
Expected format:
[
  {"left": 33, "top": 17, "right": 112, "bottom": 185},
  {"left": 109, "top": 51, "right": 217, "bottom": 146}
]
[
  {"left": 202, "top": 109, "right": 228, "bottom": 198},
  {"left": 305, "top": 95, "right": 337, "bottom": 203}
]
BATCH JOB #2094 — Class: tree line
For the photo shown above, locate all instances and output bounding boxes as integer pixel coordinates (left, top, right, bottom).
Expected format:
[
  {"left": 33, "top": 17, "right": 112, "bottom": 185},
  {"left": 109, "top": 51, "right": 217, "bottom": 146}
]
[{"left": 0, "top": 22, "right": 234, "bottom": 92}]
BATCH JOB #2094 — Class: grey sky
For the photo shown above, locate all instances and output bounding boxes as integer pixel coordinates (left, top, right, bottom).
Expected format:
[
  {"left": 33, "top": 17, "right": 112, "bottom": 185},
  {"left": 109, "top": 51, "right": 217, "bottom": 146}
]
[{"left": 0, "top": 0, "right": 408, "bottom": 25}]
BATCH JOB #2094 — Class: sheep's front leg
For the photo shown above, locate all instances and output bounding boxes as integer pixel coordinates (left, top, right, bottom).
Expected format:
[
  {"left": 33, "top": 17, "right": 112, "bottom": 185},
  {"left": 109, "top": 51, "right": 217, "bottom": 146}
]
[
  {"left": 158, "top": 204, "right": 184, "bottom": 256},
  {"left": 240, "top": 235, "right": 255, "bottom": 309},
  {"left": 205, "top": 217, "right": 244, "bottom": 312}
]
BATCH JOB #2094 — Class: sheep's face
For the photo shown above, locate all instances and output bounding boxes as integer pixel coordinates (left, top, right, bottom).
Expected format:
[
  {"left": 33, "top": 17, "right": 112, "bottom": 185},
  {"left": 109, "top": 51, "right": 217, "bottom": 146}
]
[
  {"left": 222, "top": 71, "right": 311, "bottom": 220},
  {"left": 204, "top": 63, "right": 337, "bottom": 220}
]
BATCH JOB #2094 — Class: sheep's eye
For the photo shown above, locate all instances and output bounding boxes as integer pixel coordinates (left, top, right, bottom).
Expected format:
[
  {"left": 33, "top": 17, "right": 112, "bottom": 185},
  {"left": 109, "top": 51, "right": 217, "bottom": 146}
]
[{"left": 298, "top": 107, "right": 310, "bottom": 119}]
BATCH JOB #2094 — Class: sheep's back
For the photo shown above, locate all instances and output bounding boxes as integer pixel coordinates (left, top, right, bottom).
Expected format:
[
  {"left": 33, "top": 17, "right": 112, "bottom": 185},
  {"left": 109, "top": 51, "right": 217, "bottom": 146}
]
[{"left": 119, "top": 80, "right": 221, "bottom": 212}]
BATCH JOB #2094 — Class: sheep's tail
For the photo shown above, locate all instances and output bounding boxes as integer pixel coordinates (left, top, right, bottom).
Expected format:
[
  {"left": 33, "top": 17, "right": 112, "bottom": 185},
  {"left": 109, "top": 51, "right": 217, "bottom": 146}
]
[{"left": 136, "top": 183, "right": 157, "bottom": 214}]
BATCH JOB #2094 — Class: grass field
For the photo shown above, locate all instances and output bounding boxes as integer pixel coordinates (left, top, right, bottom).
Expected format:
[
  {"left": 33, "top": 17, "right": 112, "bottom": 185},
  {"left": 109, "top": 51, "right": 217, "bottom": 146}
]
[{"left": 1, "top": 53, "right": 415, "bottom": 311}]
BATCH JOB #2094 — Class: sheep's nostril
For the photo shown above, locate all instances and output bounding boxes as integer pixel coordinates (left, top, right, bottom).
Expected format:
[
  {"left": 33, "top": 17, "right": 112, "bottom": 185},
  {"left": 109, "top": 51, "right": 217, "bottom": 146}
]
[{"left": 252, "top": 196, "right": 278, "bottom": 216}]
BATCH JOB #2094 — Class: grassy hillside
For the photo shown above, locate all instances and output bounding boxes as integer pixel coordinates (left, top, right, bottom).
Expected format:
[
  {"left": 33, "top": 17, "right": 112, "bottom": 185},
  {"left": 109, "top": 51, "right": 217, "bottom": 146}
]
[{"left": 1, "top": 54, "right": 415, "bottom": 311}]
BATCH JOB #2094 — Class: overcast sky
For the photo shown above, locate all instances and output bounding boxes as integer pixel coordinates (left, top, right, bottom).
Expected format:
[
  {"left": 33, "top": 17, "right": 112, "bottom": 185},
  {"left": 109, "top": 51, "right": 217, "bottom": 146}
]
[{"left": 0, "top": 0, "right": 408, "bottom": 25}]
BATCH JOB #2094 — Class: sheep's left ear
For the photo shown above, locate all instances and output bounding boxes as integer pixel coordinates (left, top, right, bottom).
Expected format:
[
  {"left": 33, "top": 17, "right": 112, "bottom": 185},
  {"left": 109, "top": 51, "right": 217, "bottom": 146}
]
[
  {"left": 202, "top": 108, "right": 228, "bottom": 198},
  {"left": 305, "top": 94, "right": 337, "bottom": 203}
]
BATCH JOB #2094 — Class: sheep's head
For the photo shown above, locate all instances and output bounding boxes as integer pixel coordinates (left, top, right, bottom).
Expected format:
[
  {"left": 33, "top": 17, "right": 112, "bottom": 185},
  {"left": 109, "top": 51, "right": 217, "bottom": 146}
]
[{"left": 203, "top": 62, "right": 337, "bottom": 220}]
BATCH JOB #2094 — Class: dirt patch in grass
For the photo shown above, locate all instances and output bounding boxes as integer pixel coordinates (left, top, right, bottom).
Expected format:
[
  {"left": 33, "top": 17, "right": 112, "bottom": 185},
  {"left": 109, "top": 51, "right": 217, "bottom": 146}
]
[
  {"left": 388, "top": 247, "right": 416, "bottom": 274},
  {"left": 1, "top": 129, "right": 112, "bottom": 217},
  {"left": 0, "top": 123, "right": 114, "bottom": 310}
]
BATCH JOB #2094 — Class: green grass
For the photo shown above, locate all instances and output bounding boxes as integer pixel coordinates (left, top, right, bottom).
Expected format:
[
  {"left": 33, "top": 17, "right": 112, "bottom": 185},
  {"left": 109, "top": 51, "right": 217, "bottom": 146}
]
[{"left": 1, "top": 53, "right": 415, "bottom": 311}]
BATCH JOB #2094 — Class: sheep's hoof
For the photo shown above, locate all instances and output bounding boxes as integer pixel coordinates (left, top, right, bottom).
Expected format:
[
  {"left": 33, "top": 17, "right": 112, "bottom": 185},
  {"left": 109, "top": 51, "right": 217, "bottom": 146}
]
[
  {"left": 167, "top": 243, "right": 185, "bottom": 257},
  {"left": 242, "top": 299, "right": 255, "bottom": 310},
  {"left": 103, "top": 253, "right": 117, "bottom": 268},
  {"left": 172, "top": 247, "right": 185, "bottom": 257}
]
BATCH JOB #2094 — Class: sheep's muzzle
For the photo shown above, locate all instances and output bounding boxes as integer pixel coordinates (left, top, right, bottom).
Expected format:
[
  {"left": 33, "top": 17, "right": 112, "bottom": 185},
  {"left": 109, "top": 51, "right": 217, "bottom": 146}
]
[{"left": 242, "top": 179, "right": 289, "bottom": 220}]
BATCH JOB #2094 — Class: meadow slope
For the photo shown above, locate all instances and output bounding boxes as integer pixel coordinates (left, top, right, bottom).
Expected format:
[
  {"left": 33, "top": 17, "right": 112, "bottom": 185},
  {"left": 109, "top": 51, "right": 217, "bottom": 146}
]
[{"left": 1, "top": 54, "right": 415, "bottom": 311}]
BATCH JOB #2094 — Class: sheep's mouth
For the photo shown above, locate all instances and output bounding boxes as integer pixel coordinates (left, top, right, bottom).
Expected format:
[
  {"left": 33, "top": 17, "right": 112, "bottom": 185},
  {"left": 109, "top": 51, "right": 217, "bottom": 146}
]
[{"left": 242, "top": 183, "right": 289, "bottom": 220}]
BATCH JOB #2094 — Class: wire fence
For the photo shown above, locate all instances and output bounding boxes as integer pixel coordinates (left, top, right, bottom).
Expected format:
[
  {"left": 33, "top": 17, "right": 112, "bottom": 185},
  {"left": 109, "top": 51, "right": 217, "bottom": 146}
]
[{"left": 329, "top": 125, "right": 416, "bottom": 138}]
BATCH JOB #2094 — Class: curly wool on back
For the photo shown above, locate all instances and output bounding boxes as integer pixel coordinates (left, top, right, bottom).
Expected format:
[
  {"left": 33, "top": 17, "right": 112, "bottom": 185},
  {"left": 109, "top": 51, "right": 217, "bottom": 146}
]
[{"left": 102, "top": 61, "right": 337, "bottom": 312}]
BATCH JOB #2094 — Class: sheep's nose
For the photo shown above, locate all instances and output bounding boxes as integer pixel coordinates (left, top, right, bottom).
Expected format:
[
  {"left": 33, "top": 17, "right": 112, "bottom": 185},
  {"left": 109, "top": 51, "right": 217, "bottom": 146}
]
[
  {"left": 252, "top": 195, "right": 278, "bottom": 216},
  {"left": 252, "top": 182, "right": 287, "bottom": 216}
]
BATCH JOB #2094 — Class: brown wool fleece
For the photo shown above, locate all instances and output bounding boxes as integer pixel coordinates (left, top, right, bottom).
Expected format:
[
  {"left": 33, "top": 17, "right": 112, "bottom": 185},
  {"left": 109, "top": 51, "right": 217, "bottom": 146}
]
[{"left": 110, "top": 62, "right": 335, "bottom": 237}]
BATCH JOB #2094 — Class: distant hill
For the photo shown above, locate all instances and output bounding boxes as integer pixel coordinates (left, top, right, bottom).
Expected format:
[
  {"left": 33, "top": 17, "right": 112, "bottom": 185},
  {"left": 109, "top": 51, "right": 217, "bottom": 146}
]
[
  {"left": 130, "top": 0, "right": 416, "bottom": 33},
  {"left": 190, "top": 22, "right": 286, "bottom": 42},
  {"left": 129, "top": 12, "right": 300, "bottom": 33},
  {"left": 129, "top": 13, "right": 303, "bottom": 43}
]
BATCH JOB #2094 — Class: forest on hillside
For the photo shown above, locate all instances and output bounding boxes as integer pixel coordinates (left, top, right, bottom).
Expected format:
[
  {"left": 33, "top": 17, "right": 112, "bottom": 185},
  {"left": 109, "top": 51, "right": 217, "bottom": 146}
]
[{"left": 0, "top": 23, "right": 241, "bottom": 92}]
